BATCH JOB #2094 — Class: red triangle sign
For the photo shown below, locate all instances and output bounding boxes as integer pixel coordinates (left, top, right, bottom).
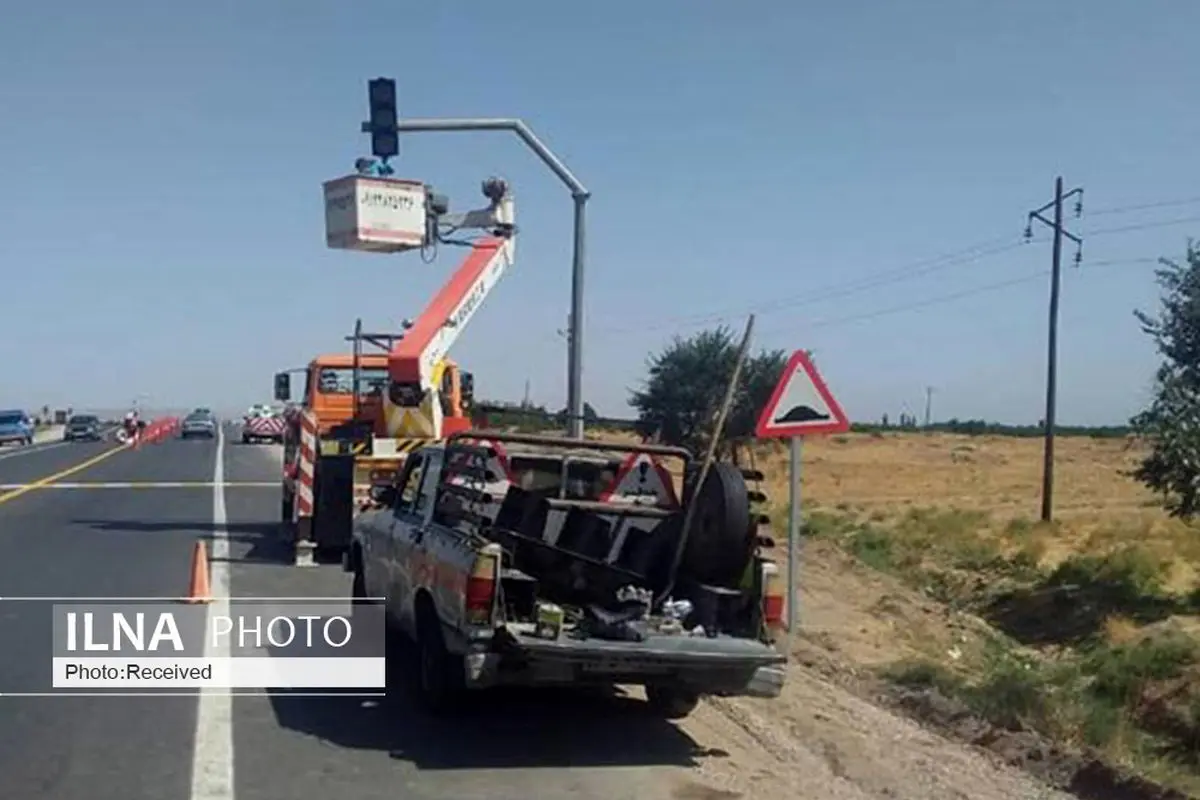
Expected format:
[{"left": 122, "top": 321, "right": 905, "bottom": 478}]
[{"left": 755, "top": 350, "right": 850, "bottom": 439}]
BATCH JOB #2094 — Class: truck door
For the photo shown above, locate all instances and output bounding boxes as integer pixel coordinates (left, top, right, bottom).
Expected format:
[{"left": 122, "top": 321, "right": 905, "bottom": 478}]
[{"left": 385, "top": 450, "right": 443, "bottom": 626}]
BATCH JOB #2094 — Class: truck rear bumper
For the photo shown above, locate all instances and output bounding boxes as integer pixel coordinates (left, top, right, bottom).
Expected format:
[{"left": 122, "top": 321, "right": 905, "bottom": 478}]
[{"left": 458, "top": 629, "right": 787, "bottom": 699}]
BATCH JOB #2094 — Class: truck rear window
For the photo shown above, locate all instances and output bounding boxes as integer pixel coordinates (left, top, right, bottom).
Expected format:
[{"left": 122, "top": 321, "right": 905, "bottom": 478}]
[{"left": 507, "top": 455, "right": 623, "bottom": 501}]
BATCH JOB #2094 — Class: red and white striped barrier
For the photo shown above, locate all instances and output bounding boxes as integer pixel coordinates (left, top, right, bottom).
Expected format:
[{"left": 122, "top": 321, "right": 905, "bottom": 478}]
[
  {"left": 124, "top": 417, "right": 181, "bottom": 448},
  {"left": 293, "top": 410, "right": 317, "bottom": 522}
]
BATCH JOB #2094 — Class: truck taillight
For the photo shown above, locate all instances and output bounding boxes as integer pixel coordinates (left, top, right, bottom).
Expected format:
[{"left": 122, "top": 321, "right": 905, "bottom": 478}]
[
  {"left": 761, "top": 561, "right": 785, "bottom": 633},
  {"left": 464, "top": 544, "right": 500, "bottom": 625}
]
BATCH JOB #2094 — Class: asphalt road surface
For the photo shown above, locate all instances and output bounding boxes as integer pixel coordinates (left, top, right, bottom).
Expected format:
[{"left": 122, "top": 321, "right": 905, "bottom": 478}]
[{"left": 0, "top": 424, "right": 718, "bottom": 800}]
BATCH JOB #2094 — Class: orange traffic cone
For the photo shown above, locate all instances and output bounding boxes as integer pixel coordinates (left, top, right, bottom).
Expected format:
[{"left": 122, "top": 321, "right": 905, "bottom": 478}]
[{"left": 184, "top": 540, "right": 212, "bottom": 604}]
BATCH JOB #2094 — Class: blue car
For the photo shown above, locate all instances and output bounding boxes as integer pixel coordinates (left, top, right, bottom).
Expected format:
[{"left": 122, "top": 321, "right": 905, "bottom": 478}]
[{"left": 0, "top": 410, "right": 34, "bottom": 447}]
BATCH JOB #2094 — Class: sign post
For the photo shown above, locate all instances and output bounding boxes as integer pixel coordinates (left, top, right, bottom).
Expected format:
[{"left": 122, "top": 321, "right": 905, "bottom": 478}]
[{"left": 754, "top": 349, "right": 850, "bottom": 636}]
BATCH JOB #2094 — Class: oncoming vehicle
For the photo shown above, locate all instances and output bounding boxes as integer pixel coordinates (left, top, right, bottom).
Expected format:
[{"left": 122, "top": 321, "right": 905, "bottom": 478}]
[
  {"left": 348, "top": 431, "right": 786, "bottom": 718},
  {"left": 64, "top": 414, "right": 102, "bottom": 442},
  {"left": 0, "top": 410, "right": 34, "bottom": 447},
  {"left": 180, "top": 410, "right": 217, "bottom": 440}
]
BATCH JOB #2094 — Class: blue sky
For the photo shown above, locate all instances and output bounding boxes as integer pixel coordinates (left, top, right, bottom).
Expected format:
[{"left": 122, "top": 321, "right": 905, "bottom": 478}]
[{"left": 2, "top": 1, "right": 1198, "bottom": 425}]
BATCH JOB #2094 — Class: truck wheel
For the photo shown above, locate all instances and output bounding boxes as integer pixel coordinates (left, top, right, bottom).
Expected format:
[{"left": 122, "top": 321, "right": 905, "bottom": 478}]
[
  {"left": 645, "top": 685, "right": 701, "bottom": 720},
  {"left": 415, "top": 608, "right": 465, "bottom": 714}
]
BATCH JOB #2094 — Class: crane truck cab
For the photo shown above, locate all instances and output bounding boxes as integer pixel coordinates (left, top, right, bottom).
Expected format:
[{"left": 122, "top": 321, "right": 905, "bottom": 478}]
[{"left": 276, "top": 350, "right": 476, "bottom": 562}]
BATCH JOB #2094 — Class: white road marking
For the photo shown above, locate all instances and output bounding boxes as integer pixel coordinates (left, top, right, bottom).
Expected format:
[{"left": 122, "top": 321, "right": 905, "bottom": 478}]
[
  {"left": 0, "top": 440, "right": 68, "bottom": 461},
  {"left": 0, "top": 482, "right": 277, "bottom": 490},
  {"left": 190, "top": 424, "right": 234, "bottom": 800}
]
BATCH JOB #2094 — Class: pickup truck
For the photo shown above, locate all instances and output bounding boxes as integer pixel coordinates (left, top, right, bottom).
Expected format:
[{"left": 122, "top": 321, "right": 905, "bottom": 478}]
[{"left": 347, "top": 430, "right": 787, "bottom": 717}]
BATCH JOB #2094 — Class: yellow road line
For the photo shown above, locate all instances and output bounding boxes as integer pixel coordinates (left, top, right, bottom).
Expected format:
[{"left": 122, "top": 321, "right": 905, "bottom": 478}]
[
  {"left": 0, "top": 445, "right": 128, "bottom": 506},
  {"left": 0, "top": 481, "right": 278, "bottom": 490}
]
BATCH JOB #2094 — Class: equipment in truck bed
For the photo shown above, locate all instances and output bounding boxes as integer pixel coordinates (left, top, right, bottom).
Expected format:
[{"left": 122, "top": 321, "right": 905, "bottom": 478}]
[{"left": 438, "top": 431, "right": 767, "bottom": 616}]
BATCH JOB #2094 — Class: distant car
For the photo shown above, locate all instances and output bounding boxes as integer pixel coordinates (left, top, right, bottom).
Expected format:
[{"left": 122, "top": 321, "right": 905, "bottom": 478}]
[
  {"left": 0, "top": 410, "right": 34, "bottom": 447},
  {"left": 180, "top": 411, "right": 217, "bottom": 440},
  {"left": 64, "top": 414, "right": 102, "bottom": 442}
]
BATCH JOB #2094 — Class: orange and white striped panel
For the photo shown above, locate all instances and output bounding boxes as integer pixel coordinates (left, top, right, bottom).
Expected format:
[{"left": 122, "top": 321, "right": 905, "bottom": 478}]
[{"left": 294, "top": 410, "right": 318, "bottom": 520}]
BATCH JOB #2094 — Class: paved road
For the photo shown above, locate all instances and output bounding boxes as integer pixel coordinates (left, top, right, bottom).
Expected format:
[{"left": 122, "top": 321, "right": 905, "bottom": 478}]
[{"left": 0, "top": 425, "right": 714, "bottom": 800}]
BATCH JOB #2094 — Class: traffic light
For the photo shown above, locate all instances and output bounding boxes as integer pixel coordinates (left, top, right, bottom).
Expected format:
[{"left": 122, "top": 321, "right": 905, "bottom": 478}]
[
  {"left": 273, "top": 372, "right": 291, "bottom": 402},
  {"left": 367, "top": 78, "right": 399, "bottom": 160},
  {"left": 460, "top": 371, "right": 475, "bottom": 409}
]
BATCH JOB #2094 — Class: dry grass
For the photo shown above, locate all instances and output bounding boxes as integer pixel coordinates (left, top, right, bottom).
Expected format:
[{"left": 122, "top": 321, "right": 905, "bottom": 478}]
[
  {"left": 762, "top": 431, "right": 1151, "bottom": 518},
  {"left": 591, "top": 428, "right": 1200, "bottom": 793},
  {"left": 741, "top": 431, "right": 1200, "bottom": 794},
  {"left": 746, "top": 432, "right": 1200, "bottom": 583}
]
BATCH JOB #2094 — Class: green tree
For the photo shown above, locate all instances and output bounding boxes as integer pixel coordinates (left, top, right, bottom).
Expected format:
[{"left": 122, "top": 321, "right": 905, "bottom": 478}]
[
  {"left": 1131, "top": 244, "right": 1200, "bottom": 517},
  {"left": 554, "top": 402, "right": 599, "bottom": 426},
  {"left": 629, "top": 326, "right": 787, "bottom": 458}
]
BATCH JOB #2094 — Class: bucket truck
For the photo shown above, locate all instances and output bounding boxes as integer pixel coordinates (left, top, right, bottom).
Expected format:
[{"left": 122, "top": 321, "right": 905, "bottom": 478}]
[{"left": 279, "top": 170, "right": 515, "bottom": 565}]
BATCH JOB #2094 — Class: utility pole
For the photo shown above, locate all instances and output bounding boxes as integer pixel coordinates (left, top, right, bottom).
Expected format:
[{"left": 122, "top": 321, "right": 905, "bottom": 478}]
[
  {"left": 923, "top": 386, "right": 934, "bottom": 428},
  {"left": 1025, "top": 176, "right": 1083, "bottom": 523}
]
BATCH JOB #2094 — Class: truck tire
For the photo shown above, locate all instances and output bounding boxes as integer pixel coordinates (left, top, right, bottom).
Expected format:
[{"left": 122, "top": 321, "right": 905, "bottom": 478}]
[
  {"left": 414, "top": 602, "right": 465, "bottom": 714},
  {"left": 680, "top": 462, "right": 754, "bottom": 588},
  {"left": 645, "top": 685, "right": 701, "bottom": 720}
]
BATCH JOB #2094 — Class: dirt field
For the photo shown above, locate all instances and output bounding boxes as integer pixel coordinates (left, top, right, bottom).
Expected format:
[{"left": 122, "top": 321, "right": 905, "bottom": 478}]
[
  {"left": 762, "top": 430, "right": 1154, "bottom": 520},
  {"left": 650, "top": 432, "right": 1200, "bottom": 799}
]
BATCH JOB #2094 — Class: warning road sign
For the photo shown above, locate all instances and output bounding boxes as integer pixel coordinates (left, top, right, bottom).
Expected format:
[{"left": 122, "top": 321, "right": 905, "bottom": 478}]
[{"left": 755, "top": 350, "right": 849, "bottom": 439}]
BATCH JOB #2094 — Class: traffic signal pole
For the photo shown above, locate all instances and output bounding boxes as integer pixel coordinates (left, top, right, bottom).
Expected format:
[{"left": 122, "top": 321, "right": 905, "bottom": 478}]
[{"left": 361, "top": 81, "right": 591, "bottom": 439}]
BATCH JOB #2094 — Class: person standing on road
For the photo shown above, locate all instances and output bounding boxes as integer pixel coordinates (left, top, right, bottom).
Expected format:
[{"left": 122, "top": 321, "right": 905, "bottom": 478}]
[{"left": 123, "top": 409, "right": 140, "bottom": 445}]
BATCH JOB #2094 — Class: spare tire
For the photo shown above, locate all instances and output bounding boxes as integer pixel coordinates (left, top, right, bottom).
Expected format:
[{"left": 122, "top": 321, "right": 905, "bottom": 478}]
[{"left": 679, "top": 462, "right": 753, "bottom": 588}]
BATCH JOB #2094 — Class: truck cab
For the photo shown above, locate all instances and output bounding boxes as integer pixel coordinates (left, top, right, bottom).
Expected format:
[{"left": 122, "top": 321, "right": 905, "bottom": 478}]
[
  {"left": 280, "top": 354, "right": 474, "bottom": 439},
  {"left": 275, "top": 351, "right": 478, "bottom": 562}
]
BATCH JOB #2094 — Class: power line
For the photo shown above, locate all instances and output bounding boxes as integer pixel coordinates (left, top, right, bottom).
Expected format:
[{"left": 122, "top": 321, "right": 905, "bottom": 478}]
[
  {"left": 590, "top": 237, "right": 1022, "bottom": 338},
  {"left": 1085, "top": 196, "right": 1200, "bottom": 217},
  {"left": 1082, "top": 214, "right": 1200, "bottom": 238},
  {"left": 753, "top": 255, "right": 1151, "bottom": 337},
  {"left": 584, "top": 209, "right": 1200, "bottom": 341},
  {"left": 593, "top": 237, "right": 1027, "bottom": 336},
  {"left": 761, "top": 270, "right": 1047, "bottom": 333}
]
